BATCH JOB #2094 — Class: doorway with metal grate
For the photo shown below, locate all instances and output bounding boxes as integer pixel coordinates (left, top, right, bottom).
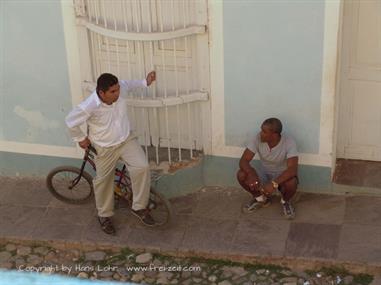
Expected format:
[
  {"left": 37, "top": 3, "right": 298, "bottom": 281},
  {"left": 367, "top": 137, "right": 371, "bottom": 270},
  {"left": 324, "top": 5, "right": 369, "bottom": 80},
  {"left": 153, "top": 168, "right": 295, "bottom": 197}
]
[{"left": 73, "top": 0, "right": 211, "bottom": 166}]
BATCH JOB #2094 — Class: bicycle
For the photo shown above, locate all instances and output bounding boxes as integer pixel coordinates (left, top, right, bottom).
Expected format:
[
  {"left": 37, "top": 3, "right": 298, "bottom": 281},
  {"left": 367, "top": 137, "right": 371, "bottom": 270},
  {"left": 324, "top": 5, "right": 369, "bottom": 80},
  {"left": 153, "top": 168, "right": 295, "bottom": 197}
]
[{"left": 46, "top": 145, "right": 172, "bottom": 227}]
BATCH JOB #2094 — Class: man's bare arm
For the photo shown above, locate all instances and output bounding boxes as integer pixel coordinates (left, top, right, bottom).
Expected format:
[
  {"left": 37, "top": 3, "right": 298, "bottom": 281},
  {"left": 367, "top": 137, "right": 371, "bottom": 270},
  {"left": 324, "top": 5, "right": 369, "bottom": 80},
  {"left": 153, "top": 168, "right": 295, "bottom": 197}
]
[
  {"left": 239, "top": 148, "right": 255, "bottom": 172},
  {"left": 239, "top": 148, "right": 260, "bottom": 186},
  {"left": 274, "top": 156, "right": 298, "bottom": 185}
]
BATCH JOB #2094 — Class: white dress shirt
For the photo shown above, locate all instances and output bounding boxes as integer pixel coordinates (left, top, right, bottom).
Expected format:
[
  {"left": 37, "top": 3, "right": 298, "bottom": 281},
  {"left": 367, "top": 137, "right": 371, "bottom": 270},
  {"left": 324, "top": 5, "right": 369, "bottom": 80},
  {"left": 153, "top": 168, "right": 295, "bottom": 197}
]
[{"left": 65, "top": 79, "right": 147, "bottom": 147}]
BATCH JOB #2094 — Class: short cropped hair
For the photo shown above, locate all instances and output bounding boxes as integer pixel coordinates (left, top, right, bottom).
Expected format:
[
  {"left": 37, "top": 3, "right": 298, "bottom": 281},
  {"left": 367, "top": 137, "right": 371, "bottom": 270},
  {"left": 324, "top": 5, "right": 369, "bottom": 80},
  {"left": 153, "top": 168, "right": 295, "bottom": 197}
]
[
  {"left": 262, "top": 118, "right": 282, "bottom": 134},
  {"left": 96, "top": 73, "right": 119, "bottom": 94}
]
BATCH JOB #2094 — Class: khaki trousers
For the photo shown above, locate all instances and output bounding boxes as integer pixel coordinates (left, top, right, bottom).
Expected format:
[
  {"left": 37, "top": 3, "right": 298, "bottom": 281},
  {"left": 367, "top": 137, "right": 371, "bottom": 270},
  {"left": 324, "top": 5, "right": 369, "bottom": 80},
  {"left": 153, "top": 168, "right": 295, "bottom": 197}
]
[{"left": 93, "top": 136, "right": 150, "bottom": 217}]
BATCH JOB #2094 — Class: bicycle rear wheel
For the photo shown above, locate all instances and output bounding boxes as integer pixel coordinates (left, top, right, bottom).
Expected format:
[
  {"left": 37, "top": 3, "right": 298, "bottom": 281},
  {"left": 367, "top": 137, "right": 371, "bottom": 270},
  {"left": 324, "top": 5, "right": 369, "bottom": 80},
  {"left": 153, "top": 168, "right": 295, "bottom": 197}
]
[
  {"left": 114, "top": 174, "right": 172, "bottom": 227},
  {"left": 46, "top": 166, "right": 93, "bottom": 204},
  {"left": 147, "top": 189, "right": 172, "bottom": 227}
]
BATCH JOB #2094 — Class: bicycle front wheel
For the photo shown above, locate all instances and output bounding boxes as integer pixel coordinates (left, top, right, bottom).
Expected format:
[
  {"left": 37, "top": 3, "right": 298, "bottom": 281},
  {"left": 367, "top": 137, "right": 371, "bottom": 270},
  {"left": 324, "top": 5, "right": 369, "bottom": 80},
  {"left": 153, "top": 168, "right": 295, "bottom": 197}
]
[
  {"left": 148, "top": 189, "right": 172, "bottom": 227},
  {"left": 46, "top": 166, "right": 93, "bottom": 204}
]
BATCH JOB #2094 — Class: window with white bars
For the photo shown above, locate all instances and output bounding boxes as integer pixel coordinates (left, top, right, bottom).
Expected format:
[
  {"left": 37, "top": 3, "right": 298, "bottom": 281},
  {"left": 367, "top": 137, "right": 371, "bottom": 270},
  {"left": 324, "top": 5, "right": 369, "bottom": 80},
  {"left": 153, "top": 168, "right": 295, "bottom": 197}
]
[{"left": 74, "top": 0, "right": 211, "bottom": 165}]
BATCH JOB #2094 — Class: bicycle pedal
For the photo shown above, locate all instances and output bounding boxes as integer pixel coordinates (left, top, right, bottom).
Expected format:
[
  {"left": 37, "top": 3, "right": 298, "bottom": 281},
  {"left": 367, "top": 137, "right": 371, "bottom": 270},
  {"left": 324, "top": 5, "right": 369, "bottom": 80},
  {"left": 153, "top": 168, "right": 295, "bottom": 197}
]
[{"left": 148, "top": 201, "right": 156, "bottom": 210}]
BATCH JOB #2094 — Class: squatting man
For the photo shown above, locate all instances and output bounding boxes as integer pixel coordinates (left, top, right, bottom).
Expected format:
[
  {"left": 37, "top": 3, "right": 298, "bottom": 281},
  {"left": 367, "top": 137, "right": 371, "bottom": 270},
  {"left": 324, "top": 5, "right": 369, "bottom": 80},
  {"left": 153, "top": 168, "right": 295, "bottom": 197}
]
[
  {"left": 66, "top": 71, "right": 156, "bottom": 234},
  {"left": 237, "top": 118, "right": 299, "bottom": 218}
]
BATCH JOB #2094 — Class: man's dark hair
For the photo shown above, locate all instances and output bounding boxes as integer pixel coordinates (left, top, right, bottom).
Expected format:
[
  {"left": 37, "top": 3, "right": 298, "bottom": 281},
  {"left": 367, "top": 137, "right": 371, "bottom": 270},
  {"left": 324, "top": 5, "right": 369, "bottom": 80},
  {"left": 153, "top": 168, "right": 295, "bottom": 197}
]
[
  {"left": 262, "top": 118, "right": 283, "bottom": 134},
  {"left": 96, "top": 73, "right": 119, "bottom": 94}
]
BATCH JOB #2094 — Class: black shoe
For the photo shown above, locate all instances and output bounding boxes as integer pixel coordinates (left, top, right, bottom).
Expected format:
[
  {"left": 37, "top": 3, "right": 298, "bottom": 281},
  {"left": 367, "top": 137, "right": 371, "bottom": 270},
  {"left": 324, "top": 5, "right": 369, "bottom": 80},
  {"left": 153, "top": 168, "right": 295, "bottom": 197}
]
[
  {"left": 131, "top": 209, "right": 156, "bottom": 226},
  {"left": 98, "top": 217, "right": 116, "bottom": 235}
]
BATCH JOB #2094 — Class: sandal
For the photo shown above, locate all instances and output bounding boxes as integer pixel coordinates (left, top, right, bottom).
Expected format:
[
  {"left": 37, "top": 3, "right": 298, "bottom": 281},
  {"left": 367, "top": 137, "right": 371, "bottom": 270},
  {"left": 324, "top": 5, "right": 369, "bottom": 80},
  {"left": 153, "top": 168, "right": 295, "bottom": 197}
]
[{"left": 98, "top": 216, "right": 116, "bottom": 235}]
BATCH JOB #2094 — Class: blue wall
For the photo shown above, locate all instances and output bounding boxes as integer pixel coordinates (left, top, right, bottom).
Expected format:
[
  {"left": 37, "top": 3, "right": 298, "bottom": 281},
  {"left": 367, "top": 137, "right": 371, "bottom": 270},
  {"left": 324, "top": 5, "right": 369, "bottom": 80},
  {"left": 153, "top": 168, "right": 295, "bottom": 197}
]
[
  {"left": 3, "top": 150, "right": 378, "bottom": 197},
  {"left": 0, "top": 0, "right": 73, "bottom": 147},
  {"left": 0, "top": 1, "right": 337, "bottom": 197},
  {"left": 223, "top": 1, "right": 325, "bottom": 154}
]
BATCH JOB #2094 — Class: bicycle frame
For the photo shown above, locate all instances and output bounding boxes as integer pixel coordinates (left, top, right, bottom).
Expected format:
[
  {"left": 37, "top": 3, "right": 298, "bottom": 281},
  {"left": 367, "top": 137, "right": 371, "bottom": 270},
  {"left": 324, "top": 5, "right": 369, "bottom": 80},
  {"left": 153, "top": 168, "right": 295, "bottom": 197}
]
[
  {"left": 72, "top": 145, "right": 130, "bottom": 191},
  {"left": 115, "top": 165, "right": 126, "bottom": 183},
  {"left": 70, "top": 146, "right": 96, "bottom": 188}
]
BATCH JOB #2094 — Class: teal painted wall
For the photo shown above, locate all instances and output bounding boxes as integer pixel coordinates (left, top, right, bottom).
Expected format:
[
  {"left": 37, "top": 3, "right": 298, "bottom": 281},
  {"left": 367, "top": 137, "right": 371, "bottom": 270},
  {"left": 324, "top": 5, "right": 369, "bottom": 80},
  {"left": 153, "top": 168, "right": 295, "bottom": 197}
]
[
  {"left": 0, "top": 152, "right": 333, "bottom": 197},
  {"left": 4, "top": 151, "right": 380, "bottom": 196},
  {"left": 1, "top": 2, "right": 376, "bottom": 198},
  {"left": 0, "top": 0, "right": 73, "bottom": 146},
  {"left": 223, "top": 1, "right": 324, "bottom": 154},
  {"left": 0, "top": 151, "right": 82, "bottom": 177}
]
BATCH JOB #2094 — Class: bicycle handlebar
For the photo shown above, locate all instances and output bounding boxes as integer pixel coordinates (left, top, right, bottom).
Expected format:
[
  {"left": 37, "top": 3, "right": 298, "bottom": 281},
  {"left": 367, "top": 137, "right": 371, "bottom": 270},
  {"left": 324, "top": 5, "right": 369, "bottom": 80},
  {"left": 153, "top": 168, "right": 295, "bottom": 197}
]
[{"left": 87, "top": 144, "right": 98, "bottom": 156}]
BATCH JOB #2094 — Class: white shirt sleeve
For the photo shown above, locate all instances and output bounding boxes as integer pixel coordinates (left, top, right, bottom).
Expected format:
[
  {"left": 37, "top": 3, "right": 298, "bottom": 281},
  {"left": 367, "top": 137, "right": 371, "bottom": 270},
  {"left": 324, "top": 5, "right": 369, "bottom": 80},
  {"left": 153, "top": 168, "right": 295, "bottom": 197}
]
[
  {"left": 246, "top": 133, "right": 260, "bottom": 154},
  {"left": 65, "top": 106, "right": 90, "bottom": 142},
  {"left": 286, "top": 137, "right": 298, "bottom": 158},
  {"left": 119, "top": 79, "right": 147, "bottom": 93}
]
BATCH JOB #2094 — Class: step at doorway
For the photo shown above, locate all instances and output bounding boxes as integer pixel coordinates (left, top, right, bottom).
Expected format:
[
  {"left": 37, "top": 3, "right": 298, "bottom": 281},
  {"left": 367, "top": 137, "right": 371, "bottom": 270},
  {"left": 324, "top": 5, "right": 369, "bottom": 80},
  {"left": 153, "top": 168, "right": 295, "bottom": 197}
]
[{"left": 333, "top": 159, "right": 381, "bottom": 188}]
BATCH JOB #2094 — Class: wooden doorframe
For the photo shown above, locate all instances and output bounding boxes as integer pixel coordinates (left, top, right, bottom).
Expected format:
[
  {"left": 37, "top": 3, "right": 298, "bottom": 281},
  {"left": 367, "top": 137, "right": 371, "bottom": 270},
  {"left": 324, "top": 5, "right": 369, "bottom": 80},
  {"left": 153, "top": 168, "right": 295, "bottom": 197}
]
[{"left": 332, "top": 0, "right": 345, "bottom": 176}]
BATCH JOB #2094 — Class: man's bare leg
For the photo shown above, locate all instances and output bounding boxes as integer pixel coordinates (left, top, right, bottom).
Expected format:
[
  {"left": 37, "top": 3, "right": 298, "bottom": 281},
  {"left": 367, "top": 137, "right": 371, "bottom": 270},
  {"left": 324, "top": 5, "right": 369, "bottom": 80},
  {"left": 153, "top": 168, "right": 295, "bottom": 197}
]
[
  {"left": 279, "top": 177, "right": 298, "bottom": 201},
  {"left": 236, "top": 169, "right": 261, "bottom": 197}
]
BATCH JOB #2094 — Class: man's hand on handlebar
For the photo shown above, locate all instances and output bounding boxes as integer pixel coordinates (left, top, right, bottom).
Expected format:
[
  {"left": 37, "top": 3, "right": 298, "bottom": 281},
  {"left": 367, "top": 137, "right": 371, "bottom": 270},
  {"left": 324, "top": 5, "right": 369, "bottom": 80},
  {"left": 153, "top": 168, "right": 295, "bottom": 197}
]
[{"left": 79, "top": 137, "right": 91, "bottom": 149}]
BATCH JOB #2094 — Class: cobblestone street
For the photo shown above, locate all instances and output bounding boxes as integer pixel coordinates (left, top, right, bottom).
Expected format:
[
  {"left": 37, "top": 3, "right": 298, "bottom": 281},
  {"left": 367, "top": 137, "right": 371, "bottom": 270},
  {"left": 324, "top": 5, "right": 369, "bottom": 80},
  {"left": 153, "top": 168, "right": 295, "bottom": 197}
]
[{"left": 0, "top": 242, "right": 375, "bottom": 285}]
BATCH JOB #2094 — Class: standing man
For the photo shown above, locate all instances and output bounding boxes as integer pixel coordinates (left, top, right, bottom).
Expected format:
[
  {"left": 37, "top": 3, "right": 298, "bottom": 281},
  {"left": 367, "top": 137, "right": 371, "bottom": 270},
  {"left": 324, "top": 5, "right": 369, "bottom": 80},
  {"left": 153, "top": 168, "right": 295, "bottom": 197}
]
[
  {"left": 237, "top": 118, "right": 298, "bottom": 219},
  {"left": 66, "top": 72, "right": 156, "bottom": 234}
]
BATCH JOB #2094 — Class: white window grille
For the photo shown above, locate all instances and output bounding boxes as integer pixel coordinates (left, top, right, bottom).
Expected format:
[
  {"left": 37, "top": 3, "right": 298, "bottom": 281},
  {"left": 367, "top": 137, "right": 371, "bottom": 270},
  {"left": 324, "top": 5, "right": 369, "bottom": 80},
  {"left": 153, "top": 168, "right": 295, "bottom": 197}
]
[{"left": 73, "top": 0, "right": 210, "bottom": 165}]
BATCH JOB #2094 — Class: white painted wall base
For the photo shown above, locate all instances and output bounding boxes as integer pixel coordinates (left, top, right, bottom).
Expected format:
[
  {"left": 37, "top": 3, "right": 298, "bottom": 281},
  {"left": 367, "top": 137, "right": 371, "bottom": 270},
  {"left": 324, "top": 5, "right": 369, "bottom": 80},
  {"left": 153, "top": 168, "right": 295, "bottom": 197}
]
[{"left": 0, "top": 140, "right": 81, "bottom": 159}]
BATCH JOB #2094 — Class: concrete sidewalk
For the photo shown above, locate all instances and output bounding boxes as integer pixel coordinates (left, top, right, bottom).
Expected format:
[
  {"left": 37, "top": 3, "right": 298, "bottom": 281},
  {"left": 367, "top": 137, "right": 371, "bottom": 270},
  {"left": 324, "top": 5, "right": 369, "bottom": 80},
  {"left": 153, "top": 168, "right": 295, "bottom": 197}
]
[{"left": 0, "top": 176, "right": 380, "bottom": 274}]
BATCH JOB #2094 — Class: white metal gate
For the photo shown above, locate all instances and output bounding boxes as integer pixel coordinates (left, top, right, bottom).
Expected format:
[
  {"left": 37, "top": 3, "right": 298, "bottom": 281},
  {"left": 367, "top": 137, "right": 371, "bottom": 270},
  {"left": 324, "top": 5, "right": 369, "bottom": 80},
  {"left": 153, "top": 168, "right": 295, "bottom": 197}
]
[{"left": 73, "top": 0, "right": 210, "bottom": 164}]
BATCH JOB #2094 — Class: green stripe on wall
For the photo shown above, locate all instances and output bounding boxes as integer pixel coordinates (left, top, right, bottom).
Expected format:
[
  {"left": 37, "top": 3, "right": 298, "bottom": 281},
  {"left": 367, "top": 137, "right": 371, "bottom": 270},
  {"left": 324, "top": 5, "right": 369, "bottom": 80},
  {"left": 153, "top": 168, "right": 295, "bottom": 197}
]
[{"left": 3, "top": 151, "right": 379, "bottom": 197}]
